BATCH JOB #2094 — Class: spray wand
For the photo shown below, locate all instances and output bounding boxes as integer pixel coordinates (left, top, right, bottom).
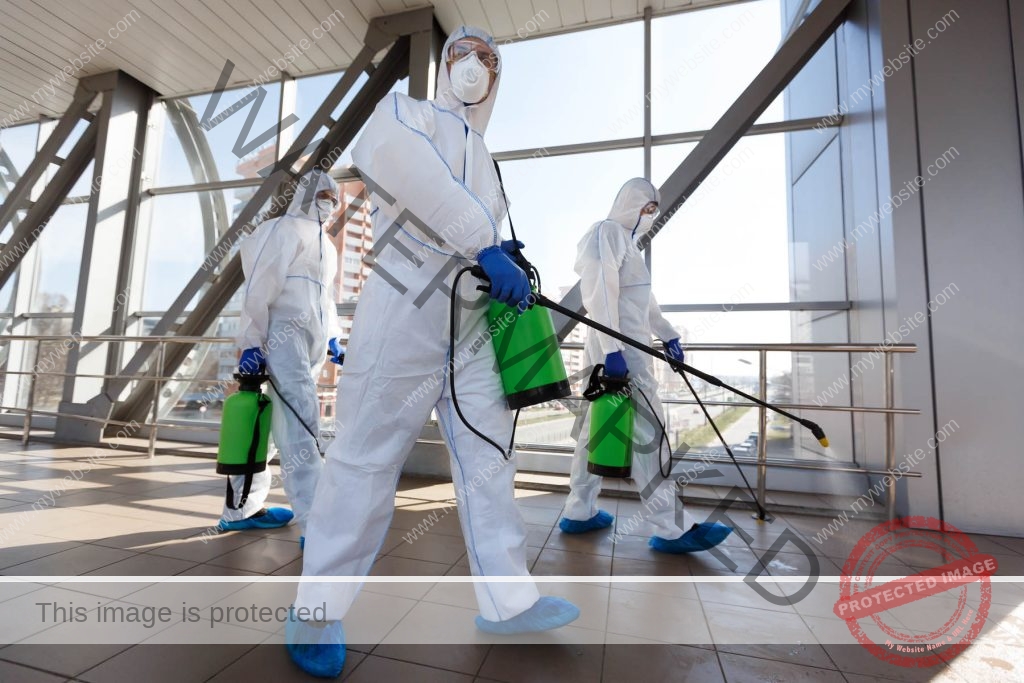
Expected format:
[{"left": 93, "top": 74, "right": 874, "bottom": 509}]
[{"left": 532, "top": 293, "right": 830, "bottom": 449}]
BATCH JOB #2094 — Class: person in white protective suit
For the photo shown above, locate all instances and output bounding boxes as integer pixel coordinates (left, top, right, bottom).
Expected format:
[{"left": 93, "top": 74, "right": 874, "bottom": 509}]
[
  {"left": 286, "top": 27, "right": 579, "bottom": 678},
  {"left": 559, "top": 178, "right": 733, "bottom": 555},
  {"left": 219, "top": 169, "right": 345, "bottom": 535}
]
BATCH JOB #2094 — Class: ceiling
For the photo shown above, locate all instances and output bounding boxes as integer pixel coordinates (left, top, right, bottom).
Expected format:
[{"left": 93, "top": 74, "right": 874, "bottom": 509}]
[{"left": 0, "top": 0, "right": 751, "bottom": 125}]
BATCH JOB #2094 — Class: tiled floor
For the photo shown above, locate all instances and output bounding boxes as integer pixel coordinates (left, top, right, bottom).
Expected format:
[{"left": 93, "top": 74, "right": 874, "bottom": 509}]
[{"left": 0, "top": 443, "right": 1022, "bottom": 682}]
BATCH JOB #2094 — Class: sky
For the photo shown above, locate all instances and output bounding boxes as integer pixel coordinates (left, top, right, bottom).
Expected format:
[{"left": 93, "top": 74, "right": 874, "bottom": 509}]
[{"left": 0, "top": 0, "right": 842, "bottom": 378}]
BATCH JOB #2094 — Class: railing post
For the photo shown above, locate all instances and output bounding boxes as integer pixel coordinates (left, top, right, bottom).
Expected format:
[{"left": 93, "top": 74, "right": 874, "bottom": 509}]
[
  {"left": 22, "top": 339, "right": 41, "bottom": 446},
  {"left": 755, "top": 349, "right": 768, "bottom": 518},
  {"left": 148, "top": 340, "right": 164, "bottom": 458},
  {"left": 885, "top": 351, "right": 896, "bottom": 521}
]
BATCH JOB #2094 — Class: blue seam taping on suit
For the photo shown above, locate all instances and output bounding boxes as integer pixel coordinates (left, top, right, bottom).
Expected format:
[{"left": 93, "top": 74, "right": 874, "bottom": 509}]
[
  {"left": 440, "top": 398, "right": 501, "bottom": 618},
  {"left": 391, "top": 94, "right": 498, "bottom": 246},
  {"left": 439, "top": 350, "right": 501, "bottom": 618},
  {"left": 596, "top": 227, "right": 615, "bottom": 339},
  {"left": 285, "top": 275, "right": 323, "bottom": 286}
]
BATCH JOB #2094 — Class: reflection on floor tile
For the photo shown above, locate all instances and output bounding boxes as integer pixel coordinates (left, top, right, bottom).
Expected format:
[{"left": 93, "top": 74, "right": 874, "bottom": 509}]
[
  {"left": 0, "top": 447, "right": 1020, "bottom": 682},
  {"left": 718, "top": 652, "right": 845, "bottom": 682}
]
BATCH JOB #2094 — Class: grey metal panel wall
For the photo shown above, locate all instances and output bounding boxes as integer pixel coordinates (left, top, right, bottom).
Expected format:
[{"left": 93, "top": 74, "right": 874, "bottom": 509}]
[
  {"left": 905, "top": 0, "right": 1024, "bottom": 535},
  {"left": 872, "top": 0, "right": 942, "bottom": 524},
  {"left": 839, "top": 1, "right": 886, "bottom": 471}
]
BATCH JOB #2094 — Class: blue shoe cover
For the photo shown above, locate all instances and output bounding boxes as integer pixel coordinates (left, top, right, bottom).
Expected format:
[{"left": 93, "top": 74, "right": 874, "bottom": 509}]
[
  {"left": 300, "top": 536, "right": 305, "bottom": 551},
  {"left": 286, "top": 614, "right": 345, "bottom": 678},
  {"left": 558, "top": 510, "right": 614, "bottom": 534},
  {"left": 218, "top": 507, "right": 294, "bottom": 532},
  {"left": 475, "top": 597, "right": 580, "bottom": 635},
  {"left": 650, "top": 522, "right": 733, "bottom": 554}
]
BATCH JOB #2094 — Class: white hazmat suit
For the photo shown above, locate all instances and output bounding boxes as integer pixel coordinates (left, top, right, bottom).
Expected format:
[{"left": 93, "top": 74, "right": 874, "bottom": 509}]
[
  {"left": 297, "top": 27, "right": 542, "bottom": 623},
  {"left": 223, "top": 169, "right": 340, "bottom": 531},
  {"left": 563, "top": 178, "right": 692, "bottom": 540}
]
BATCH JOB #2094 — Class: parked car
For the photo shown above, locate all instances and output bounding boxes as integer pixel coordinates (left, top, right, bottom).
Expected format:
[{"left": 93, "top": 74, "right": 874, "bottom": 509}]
[{"left": 732, "top": 432, "right": 759, "bottom": 455}]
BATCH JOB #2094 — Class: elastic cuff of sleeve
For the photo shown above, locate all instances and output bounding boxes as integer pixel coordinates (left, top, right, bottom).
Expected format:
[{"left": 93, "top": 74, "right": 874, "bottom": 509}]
[{"left": 475, "top": 244, "right": 502, "bottom": 262}]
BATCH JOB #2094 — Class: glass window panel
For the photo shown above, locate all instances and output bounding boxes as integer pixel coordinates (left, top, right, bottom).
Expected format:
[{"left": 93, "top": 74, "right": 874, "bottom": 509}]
[
  {"left": 656, "top": 312, "right": 852, "bottom": 463},
  {"left": 496, "top": 147, "right": 645, "bottom": 297},
  {"left": 294, "top": 71, "right": 366, "bottom": 129},
  {"left": 652, "top": 0, "right": 785, "bottom": 134},
  {"left": 0, "top": 124, "right": 39, "bottom": 246},
  {"left": 487, "top": 22, "right": 644, "bottom": 152},
  {"left": 32, "top": 203, "right": 88, "bottom": 311},
  {"left": 157, "top": 323, "right": 236, "bottom": 424},
  {"left": 0, "top": 122, "right": 40, "bottom": 177},
  {"left": 26, "top": 318, "right": 74, "bottom": 413},
  {"left": 651, "top": 134, "right": 791, "bottom": 304},
  {"left": 66, "top": 160, "right": 95, "bottom": 199},
  {"left": 0, "top": 277, "right": 15, "bottom": 315},
  {"left": 154, "top": 83, "right": 283, "bottom": 187},
  {"left": 140, "top": 190, "right": 236, "bottom": 311}
]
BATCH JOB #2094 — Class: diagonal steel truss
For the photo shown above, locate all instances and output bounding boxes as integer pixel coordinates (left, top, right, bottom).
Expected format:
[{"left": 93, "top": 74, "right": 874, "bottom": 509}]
[
  {"left": 107, "top": 8, "right": 442, "bottom": 426},
  {"left": 0, "top": 86, "right": 102, "bottom": 288}
]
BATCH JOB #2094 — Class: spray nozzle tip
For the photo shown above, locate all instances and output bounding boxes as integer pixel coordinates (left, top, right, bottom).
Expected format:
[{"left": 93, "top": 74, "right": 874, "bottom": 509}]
[{"left": 808, "top": 423, "right": 828, "bottom": 448}]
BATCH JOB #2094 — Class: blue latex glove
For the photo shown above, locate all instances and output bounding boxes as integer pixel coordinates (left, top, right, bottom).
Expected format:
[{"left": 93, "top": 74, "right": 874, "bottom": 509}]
[
  {"left": 604, "top": 351, "right": 628, "bottom": 378},
  {"left": 665, "top": 338, "right": 685, "bottom": 363},
  {"left": 238, "top": 347, "right": 266, "bottom": 375},
  {"left": 478, "top": 245, "right": 531, "bottom": 309},
  {"left": 500, "top": 239, "right": 525, "bottom": 254},
  {"left": 327, "top": 338, "right": 345, "bottom": 365}
]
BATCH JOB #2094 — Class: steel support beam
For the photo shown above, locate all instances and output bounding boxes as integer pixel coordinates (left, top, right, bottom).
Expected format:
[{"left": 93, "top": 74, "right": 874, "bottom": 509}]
[
  {"left": 106, "top": 9, "right": 433, "bottom": 428},
  {"left": 553, "top": 0, "right": 854, "bottom": 339},
  {"left": 408, "top": 16, "right": 445, "bottom": 100},
  {"left": 55, "top": 72, "right": 154, "bottom": 443}
]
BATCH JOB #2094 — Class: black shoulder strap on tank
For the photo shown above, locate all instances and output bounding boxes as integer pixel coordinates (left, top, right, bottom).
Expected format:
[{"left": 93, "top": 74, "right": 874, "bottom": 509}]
[
  {"left": 491, "top": 159, "right": 517, "bottom": 244},
  {"left": 224, "top": 393, "right": 271, "bottom": 511},
  {"left": 583, "top": 365, "right": 607, "bottom": 402}
]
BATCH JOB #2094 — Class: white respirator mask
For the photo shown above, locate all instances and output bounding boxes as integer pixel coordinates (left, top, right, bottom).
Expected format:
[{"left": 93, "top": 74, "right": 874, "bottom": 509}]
[
  {"left": 450, "top": 54, "right": 490, "bottom": 105},
  {"left": 316, "top": 199, "right": 335, "bottom": 219},
  {"left": 633, "top": 213, "right": 656, "bottom": 238}
]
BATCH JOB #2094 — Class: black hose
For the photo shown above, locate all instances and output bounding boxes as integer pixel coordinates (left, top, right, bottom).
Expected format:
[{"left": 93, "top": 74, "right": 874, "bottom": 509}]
[
  {"left": 633, "top": 384, "right": 673, "bottom": 480},
  {"left": 265, "top": 375, "right": 322, "bottom": 454},
  {"left": 673, "top": 365, "right": 767, "bottom": 520},
  {"left": 449, "top": 267, "right": 514, "bottom": 459}
]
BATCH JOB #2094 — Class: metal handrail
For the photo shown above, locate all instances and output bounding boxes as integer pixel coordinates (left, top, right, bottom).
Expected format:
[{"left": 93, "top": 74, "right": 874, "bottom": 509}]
[
  {"left": 0, "top": 334, "right": 235, "bottom": 343},
  {"left": 0, "top": 334, "right": 917, "bottom": 520},
  {"left": 559, "top": 341, "right": 917, "bottom": 353}
]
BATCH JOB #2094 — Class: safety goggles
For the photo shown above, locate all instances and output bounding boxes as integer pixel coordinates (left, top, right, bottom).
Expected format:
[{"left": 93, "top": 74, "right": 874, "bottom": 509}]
[
  {"left": 316, "top": 191, "right": 339, "bottom": 209},
  {"left": 449, "top": 40, "right": 499, "bottom": 72},
  {"left": 640, "top": 202, "right": 660, "bottom": 217}
]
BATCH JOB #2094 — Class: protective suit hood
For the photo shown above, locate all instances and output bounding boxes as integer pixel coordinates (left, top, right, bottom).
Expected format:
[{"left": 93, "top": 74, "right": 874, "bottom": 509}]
[
  {"left": 286, "top": 169, "right": 337, "bottom": 222},
  {"left": 435, "top": 26, "right": 502, "bottom": 133},
  {"left": 607, "top": 178, "right": 660, "bottom": 235}
]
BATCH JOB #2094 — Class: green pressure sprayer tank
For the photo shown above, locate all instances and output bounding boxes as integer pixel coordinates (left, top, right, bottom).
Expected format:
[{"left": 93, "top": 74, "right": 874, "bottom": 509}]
[
  {"left": 217, "top": 374, "right": 272, "bottom": 476},
  {"left": 487, "top": 294, "right": 571, "bottom": 409},
  {"left": 584, "top": 369, "right": 635, "bottom": 478}
]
